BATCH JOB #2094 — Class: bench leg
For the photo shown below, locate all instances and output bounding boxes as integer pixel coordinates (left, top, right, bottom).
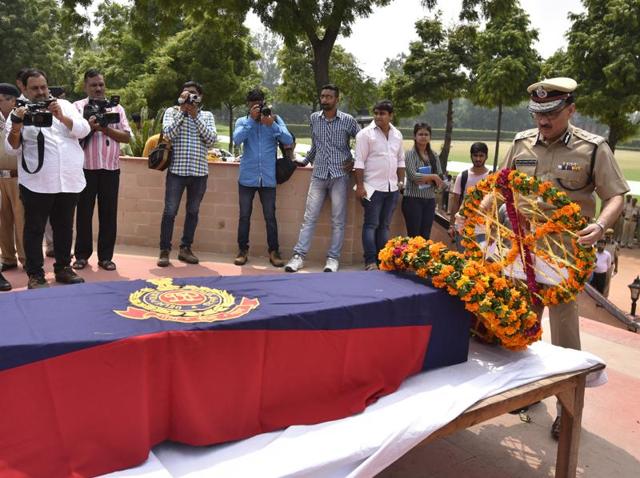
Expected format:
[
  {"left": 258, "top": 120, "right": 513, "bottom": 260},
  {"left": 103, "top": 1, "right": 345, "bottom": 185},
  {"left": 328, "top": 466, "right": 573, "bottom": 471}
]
[{"left": 555, "top": 375, "right": 586, "bottom": 478}]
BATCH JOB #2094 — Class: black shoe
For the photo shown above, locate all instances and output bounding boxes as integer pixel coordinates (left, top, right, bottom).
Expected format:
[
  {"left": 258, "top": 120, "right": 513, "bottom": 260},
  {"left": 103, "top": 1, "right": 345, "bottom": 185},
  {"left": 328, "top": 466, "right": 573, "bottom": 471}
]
[
  {"left": 551, "top": 416, "right": 561, "bottom": 440},
  {"left": 157, "top": 250, "right": 170, "bottom": 267},
  {"left": 178, "top": 246, "right": 199, "bottom": 264},
  {"left": 97, "top": 260, "right": 116, "bottom": 271},
  {"left": 269, "top": 250, "right": 285, "bottom": 267},
  {"left": 0, "top": 262, "right": 17, "bottom": 272},
  {"left": 45, "top": 249, "right": 55, "bottom": 258},
  {"left": 72, "top": 258, "right": 88, "bottom": 270},
  {"left": 0, "top": 272, "right": 11, "bottom": 291},
  {"left": 27, "top": 274, "right": 48, "bottom": 289},
  {"left": 54, "top": 267, "right": 85, "bottom": 285}
]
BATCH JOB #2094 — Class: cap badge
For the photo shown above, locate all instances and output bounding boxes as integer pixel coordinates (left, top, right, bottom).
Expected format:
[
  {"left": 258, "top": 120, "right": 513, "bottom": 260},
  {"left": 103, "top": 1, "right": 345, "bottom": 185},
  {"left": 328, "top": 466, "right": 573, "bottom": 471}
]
[{"left": 536, "top": 85, "right": 547, "bottom": 99}]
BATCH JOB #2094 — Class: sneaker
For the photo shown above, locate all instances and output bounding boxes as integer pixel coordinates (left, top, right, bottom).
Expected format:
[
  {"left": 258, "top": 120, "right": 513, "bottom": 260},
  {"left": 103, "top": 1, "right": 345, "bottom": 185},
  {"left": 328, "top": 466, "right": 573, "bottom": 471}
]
[
  {"left": 365, "top": 262, "right": 378, "bottom": 271},
  {"left": 234, "top": 249, "right": 248, "bottom": 266},
  {"left": 269, "top": 250, "right": 285, "bottom": 268},
  {"left": 55, "top": 267, "right": 85, "bottom": 285},
  {"left": 323, "top": 257, "right": 339, "bottom": 272},
  {"left": 157, "top": 250, "right": 170, "bottom": 267},
  {"left": 0, "top": 272, "right": 11, "bottom": 291},
  {"left": 285, "top": 254, "right": 304, "bottom": 272},
  {"left": 27, "top": 274, "right": 48, "bottom": 289},
  {"left": 178, "top": 246, "right": 199, "bottom": 264}
]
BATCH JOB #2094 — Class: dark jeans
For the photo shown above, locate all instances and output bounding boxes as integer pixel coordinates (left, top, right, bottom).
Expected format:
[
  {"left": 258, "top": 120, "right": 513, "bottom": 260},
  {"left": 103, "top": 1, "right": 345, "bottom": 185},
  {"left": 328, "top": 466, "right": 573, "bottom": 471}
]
[
  {"left": 401, "top": 196, "right": 436, "bottom": 239},
  {"left": 237, "top": 184, "right": 278, "bottom": 252},
  {"left": 19, "top": 185, "right": 78, "bottom": 276},
  {"left": 362, "top": 190, "right": 398, "bottom": 265},
  {"left": 159, "top": 172, "right": 208, "bottom": 251},
  {"left": 590, "top": 271, "right": 607, "bottom": 294},
  {"left": 74, "top": 169, "right": 120, "bottom": 261}
]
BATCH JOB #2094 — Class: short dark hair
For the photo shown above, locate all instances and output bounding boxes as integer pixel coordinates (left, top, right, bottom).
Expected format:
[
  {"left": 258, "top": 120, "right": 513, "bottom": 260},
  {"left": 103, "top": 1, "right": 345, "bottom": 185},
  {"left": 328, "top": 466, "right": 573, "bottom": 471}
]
[
  {"left": 182, "top": 80, "right": 203, "bottom": 95},
  {"left": 246, "top": 87, "right": 265, "bottom": 102},
  {"left": 84, "top": 68, "right": 103, "bottom": 82},
  {"left": 373, "top": 99, "right": 393, "bottom": 113},
  {"left": 470, "top": 142, "right": 488, "bottom": 155},
  {"left": 16, "top": 67, "right": 29, "bottom": 84},
  {"left": 22, "top": 68, "right": 47, "bottom": 86},
  {"left": 320, "top": 83, "right": 339, "bottom": 97}
]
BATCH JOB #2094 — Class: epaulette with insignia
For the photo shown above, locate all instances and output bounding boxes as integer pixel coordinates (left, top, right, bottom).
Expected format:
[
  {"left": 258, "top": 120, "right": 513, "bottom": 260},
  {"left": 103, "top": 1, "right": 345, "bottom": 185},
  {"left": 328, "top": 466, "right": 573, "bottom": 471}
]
[
  {"left": 571, "top": 126, "right": 605, "bottom": 145},
  {"left": 514, "top": 129, "right": 538, "bottom": 141}
]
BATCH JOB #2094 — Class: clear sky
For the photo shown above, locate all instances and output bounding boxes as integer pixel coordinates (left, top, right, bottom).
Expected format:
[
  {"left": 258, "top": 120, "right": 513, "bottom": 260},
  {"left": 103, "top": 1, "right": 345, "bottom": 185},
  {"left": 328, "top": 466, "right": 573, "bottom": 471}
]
[{"left": 246, "top": 0, "right": 585, "bottom": 81}]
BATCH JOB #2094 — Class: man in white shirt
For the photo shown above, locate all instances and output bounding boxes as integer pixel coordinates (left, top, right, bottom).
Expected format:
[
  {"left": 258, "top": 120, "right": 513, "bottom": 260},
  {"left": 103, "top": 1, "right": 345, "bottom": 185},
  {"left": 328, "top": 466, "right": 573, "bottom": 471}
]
[
  {"left": 448, "top": 142, "right": 490, "bottom": 250},
  {"left": 354, "top": 100, "right": 405, "bottom": 270},
  {"left": 4, "top": 69, "right": 90, "bottom": 289}
]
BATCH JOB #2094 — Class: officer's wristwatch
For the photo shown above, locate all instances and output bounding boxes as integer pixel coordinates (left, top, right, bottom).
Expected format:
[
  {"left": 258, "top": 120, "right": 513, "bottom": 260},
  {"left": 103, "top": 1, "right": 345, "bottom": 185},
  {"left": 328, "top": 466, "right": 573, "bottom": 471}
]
[{"left": 594, "top": 220, "right": 606, "bottom": 234}]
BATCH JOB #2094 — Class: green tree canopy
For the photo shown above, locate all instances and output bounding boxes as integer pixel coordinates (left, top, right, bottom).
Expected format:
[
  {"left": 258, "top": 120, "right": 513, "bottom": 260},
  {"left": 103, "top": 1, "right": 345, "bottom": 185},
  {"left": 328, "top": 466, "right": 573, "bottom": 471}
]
[
  {"left": 252, "top": 0, "right": 391, "bottom": 96},
  {"left": 277, "top": 40, "right": 377, "bottom": 114},
  {"left": 564, "top": 0, "right": 640, "bottom": 151}
]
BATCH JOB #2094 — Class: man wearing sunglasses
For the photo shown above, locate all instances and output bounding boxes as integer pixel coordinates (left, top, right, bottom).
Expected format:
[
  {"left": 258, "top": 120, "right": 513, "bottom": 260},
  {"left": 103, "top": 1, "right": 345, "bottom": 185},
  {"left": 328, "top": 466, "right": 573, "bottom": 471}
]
[{"left": 501, "top": 77, "right": 628, "bottom": 440}]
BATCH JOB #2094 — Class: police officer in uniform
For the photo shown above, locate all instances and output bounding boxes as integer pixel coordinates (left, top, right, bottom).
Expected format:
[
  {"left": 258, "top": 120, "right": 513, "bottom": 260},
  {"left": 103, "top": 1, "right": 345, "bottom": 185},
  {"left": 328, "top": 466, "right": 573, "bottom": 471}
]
[{"left": 502, "top": 77, "right": 629, "bottom": 439}]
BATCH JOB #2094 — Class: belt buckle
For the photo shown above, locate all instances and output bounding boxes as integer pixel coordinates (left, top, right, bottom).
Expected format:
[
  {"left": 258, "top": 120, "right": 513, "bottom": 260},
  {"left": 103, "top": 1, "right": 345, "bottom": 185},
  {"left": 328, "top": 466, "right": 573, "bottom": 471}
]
[{"left": 0, "top": 170, "right": 10, "bottom": 179}]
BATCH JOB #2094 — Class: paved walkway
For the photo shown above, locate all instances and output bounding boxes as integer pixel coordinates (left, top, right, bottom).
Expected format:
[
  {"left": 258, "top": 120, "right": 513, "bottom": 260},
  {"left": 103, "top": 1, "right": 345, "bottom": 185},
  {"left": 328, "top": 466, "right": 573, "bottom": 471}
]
[{"left": 2, "top": 245, "right": 638, "bottom": 477}]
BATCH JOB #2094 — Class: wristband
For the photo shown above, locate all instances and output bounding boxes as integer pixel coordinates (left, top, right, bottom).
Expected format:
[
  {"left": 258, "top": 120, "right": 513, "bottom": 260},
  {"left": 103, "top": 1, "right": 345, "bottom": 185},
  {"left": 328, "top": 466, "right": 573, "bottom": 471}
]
[{"left": 594, "top": 220, "right": 606, "bottom": 234}]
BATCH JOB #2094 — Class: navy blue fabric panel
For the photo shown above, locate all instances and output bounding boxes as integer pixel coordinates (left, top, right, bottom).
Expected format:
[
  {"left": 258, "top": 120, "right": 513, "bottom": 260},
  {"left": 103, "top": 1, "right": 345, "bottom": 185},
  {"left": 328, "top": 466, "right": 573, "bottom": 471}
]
[{"left": 0, "top": 272, "right": 469, "bottom": 371}]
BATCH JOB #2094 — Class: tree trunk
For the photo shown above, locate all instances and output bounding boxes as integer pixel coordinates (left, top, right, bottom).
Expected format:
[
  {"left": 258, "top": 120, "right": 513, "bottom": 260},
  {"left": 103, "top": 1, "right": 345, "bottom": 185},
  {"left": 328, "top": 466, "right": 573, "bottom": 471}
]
[
  {"left": 441, "top": 97, "right": 454, "bottom": 173},
  {"left": 607, "top": 125, "right": 618, "bottom": 153},
  {"left": 493, "top": 101, "right": 503, "bottom": 172},
  {"left": 311, "top": 40, "right": 333, "bottom": 97}
]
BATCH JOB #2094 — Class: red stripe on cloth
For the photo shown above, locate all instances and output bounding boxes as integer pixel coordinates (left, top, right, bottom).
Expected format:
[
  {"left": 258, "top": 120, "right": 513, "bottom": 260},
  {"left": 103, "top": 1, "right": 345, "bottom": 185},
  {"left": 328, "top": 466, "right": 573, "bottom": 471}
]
[{"left": 0, "top": 325, "right": 430, "bottom": 478}]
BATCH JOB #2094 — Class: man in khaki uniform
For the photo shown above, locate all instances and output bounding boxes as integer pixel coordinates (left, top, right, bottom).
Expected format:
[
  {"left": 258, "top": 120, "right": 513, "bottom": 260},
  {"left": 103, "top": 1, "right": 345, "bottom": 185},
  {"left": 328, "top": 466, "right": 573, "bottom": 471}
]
[
  {"left": 502, "top": 77, "right": 628, "bottom": 438},
  {"left": 0, "top": 83, "right": 25, "bottom": 291}
]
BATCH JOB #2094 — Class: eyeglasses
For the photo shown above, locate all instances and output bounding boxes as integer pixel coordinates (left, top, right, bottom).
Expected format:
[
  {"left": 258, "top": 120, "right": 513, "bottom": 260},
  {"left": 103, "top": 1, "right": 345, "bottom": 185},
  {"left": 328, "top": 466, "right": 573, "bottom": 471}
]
[{"left": 530, "top": 106, "right": 568, "bottom": 121}]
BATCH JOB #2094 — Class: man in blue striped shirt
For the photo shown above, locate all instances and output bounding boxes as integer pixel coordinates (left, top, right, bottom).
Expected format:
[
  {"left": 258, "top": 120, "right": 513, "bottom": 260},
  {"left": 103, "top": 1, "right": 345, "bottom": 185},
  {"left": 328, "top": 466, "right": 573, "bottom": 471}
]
[
  {"left": 157, "top": 81, "right": 216, "bottom": 267},
  {"left": 285, "top": 84, "right": 360, "bottom": 273}
]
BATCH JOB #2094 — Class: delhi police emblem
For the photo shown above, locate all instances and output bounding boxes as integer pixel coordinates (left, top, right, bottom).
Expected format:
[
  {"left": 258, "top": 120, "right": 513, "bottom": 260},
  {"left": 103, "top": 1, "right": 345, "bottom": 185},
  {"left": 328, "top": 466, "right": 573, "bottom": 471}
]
[
  {"left": 114, "top": 278, "right": 259, "bottom": 323},
  {"left": 536, "top": 85, "right": 547, "bottom": 99}
]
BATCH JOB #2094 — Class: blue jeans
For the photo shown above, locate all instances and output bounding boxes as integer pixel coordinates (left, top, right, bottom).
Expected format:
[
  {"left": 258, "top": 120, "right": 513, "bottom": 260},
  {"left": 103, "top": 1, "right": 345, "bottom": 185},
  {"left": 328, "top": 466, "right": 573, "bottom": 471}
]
[
  {"left": 362, "top": 190, "right": 399, "bottom": 265},
  {"left": 401, "top": 196, "right": 436, "bottom": 239},
  {"left": 159, "top": 172, "right": 208, "bottom": 251},
  {"left": 293, "top": 175, "right": 349, "bottom": 259},
  {"left": 237, "top": 184, "right": 278, "bottom": 252}
]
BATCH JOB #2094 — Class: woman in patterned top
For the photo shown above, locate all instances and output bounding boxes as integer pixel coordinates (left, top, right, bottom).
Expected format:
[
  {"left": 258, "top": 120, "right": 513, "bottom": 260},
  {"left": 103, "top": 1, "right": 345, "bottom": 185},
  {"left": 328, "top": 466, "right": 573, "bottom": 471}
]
[{"left": 401, "top": 123, "right": 444, "bottom": 239}]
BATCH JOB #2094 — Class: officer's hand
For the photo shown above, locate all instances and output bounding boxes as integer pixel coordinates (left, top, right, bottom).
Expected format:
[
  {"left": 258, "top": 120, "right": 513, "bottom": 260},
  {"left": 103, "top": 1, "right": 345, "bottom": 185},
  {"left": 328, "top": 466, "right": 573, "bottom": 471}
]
[
  {"left": 448, "top": 225, "right": 456, "bottom": 240},
  {"left": 48, "top": 100, "right": 64, "bottom": 121},
  {"left": 260, "top": 114, "right": 274, "bottom": 127},
  {"left": 249, "top": 104, "right": 261, "bottom": 121},
  {"left": 577, "top": 223, "right": 603, "bottom": 246}
]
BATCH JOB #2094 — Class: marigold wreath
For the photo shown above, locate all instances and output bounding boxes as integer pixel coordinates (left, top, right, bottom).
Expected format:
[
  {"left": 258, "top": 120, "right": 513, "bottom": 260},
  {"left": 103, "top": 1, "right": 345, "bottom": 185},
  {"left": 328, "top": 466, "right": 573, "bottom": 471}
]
[{"left": 379, "top": 169, "right": 596, "bottom": 351}]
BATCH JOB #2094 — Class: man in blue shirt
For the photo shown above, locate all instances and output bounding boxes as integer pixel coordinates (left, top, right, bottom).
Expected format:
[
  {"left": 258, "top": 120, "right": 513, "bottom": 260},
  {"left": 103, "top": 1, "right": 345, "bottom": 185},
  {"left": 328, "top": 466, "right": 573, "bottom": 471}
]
[
  {"left": 157, "top": 81, "right": 216, "bottom": 267},
  {"left": 285, "top": 84, "right": 359, "bottom": 273},
  {"left": 233, "top": 88, "right": 293, "bottom": 267}
]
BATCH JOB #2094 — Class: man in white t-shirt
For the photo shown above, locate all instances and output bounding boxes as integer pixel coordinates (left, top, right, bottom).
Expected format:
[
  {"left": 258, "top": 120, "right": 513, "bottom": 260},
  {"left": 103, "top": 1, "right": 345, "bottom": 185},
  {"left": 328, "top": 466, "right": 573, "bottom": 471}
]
[
  {"left": 590, "top": 239, "right": 612, "bottom": 294},
  {"left": 448, "top": 142, "right": 490, "bottom": 249}
]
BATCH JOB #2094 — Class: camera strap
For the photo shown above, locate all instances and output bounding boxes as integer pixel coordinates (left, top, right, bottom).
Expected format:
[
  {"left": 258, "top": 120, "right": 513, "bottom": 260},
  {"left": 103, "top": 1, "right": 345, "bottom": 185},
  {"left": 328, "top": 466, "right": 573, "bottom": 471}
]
[{"left": 20, "top": 130, "right": 45, "bottom": 175}]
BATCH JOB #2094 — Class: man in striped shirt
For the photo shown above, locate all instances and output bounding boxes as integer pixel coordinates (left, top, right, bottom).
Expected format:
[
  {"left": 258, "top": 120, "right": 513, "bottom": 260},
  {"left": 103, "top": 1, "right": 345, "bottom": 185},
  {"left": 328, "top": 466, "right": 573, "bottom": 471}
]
[
  {"left": 285, "top": 84, "right": 359, "bottom": 273},
  {"left": 72, "top": 69, "right": 131, "bottom": 271},
  {"left": 157, "top": 81, "right": 217, "bottom": 267}
]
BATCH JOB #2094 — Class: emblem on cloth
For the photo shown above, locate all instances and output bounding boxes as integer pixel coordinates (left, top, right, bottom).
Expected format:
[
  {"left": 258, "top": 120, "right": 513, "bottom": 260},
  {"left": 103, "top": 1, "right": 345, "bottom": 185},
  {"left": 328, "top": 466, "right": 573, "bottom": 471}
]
[
  {"left": 114, "top": 278, "right": 259, "bottom": 323},
  {"left": 536, "top": 85, "right": 547, "bottom": 98}
]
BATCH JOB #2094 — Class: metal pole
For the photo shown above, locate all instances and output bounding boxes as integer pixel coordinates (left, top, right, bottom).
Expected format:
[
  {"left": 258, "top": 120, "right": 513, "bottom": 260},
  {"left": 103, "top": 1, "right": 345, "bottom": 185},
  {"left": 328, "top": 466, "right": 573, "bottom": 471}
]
[{"left": 632, "top": 300, "right": 637, "bottom": 317}]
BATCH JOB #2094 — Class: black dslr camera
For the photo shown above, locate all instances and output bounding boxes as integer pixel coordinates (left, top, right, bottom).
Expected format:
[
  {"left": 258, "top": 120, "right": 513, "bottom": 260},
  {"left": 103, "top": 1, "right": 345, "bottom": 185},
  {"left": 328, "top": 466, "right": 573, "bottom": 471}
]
[
  {"left": 83, "top": 96, "right": 121, "bottom": 128},
  {"left": 259, "top": 102, "right": 272, "bottom": 116},
  {"left": 178, "top": 93, "right": 202, "bottom": 106},
  {"left": 15, "top": 98, "right": 54, "bottom": 127}
]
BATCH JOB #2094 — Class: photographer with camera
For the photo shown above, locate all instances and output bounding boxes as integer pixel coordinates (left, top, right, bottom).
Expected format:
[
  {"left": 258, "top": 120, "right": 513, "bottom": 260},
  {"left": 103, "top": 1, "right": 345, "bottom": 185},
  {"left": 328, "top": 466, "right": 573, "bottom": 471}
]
[
  {"left": 71, "top": 69, "right": 131, "bottom": 272},
  {"left": 232, "top": 88, "right": 293, "bottom": 267},
  {"left": 4, "top": 68, "right": 90, "bottom": 289},
  {"left": 157, "top": 80, "right": 216, "bottom": 267}
]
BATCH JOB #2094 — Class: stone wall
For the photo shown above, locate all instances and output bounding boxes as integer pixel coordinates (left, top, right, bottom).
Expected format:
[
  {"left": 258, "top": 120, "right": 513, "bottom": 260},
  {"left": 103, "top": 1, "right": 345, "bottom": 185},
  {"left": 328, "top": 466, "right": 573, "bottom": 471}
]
[{"left": 116, "top": 157, "right": 449, "bottom": 264}]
